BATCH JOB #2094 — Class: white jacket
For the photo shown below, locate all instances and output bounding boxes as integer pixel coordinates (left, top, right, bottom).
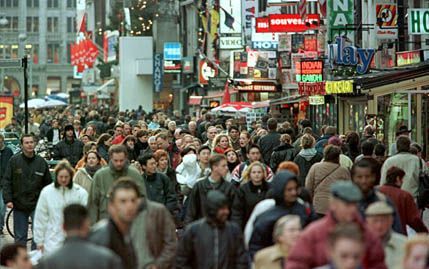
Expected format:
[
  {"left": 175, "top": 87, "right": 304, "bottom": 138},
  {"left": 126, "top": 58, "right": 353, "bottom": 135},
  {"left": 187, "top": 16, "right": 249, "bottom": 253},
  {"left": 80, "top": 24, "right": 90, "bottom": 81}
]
[
  {"left": 176, "top": 154, "right": 202, "bottom": 188},
  {"left": 33, "top": 183, "right": 88, "bottom": 255}
]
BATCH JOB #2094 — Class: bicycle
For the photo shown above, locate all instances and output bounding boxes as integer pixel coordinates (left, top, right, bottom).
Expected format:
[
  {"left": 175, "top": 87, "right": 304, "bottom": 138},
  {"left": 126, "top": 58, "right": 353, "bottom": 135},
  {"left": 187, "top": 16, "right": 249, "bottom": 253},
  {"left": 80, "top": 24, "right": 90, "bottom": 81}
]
[{"left": 6, "top": 208, "right": 33, "bottom": 242}]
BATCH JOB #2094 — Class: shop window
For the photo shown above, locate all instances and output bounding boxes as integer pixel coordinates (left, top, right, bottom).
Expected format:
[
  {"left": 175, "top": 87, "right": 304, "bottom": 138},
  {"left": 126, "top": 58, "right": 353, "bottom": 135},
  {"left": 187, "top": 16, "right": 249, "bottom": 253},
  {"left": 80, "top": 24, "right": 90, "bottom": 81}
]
[
  {"left": 47, "top": 17, "right": 59, "bottom": 32},
  {"left": 347, "top": 102, "right": 367, "bottom": 134},
  {"left": 26, "top": 17, "right": 39, "bottom": 32},
  {"left": 47, "top": 44, "right": 60, "bottom": 64}
]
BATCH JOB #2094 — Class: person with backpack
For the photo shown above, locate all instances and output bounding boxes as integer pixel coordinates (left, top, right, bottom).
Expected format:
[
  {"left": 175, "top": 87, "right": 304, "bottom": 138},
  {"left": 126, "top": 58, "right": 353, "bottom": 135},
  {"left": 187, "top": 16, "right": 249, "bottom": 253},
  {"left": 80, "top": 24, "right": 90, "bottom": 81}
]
[
  {"left": 270, "top": 134, "right": 295, "bottom": 173},
  {"left": 293, "top": 134, "right": 323, "bottom": 187}
]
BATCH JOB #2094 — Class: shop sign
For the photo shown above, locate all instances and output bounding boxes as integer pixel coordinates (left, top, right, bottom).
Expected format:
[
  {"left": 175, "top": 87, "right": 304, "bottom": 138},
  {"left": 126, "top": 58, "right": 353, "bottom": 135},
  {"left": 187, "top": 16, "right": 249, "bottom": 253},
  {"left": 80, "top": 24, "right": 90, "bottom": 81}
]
[
  {"left": 408, "top": 9, "right": 429, "bottom": 35},
  {"left": 309, "top": 95, "right": 325, "bottom": 105},
  {"left": 230, "top": 50, "right": 277, "bottom": 80},
  {"left": 251, "top": 18, "right": 279, "bottom": 43},
  {"left": 153, "top": 53, "right": 163, "bottom": 92},
  {"left": 396, "top": 50, "right": 421, "bottom": 66},
  {"left": 325, "top": 80, "right": 353, "bottom": 94},
  {"left": 328, "top": 0, "right": 354, "bottom": 41},
  {"left": 163, "top": 60, "right": 181, "bottom": 73},
  {"left": 182, "top": 57, "right": 194, "bottom": 74},
  {"left": 220, "top": 0, "right": 242, "bottom": 34},
  {"left": 296, "top": 60, "right": 323, "bottom": 82},
  {"left": 236, "top": 83, "right": 278, "bottom": 92},
  {"left": 376, "top": 4, "right": 398, "bottom": 39},
  {"left": 328, "top": 36, "right": 375, "bottom": 74},
  {"left": 242, "top": 0, "right": 258, "bottom": 41},
  {"left": 199, "top": 60, "right": 218, "bottom": 85},
  {"left": 220, "top": 36, "right": 243, "bottom": 49},
  {"left": 304, "top": 35, "right": 318, "bottom": 51},
  {"left": 298, "top": 82, "right": 326, "bottom": 95},
  {"left": 256, "top": 14, "right": 320, "bottom": 33},
  {"left": 252, "top": 41, "right": 278, "bottom": 50},
  {"left": 163, "top": 42, "right": 182, "bottom": 61}
]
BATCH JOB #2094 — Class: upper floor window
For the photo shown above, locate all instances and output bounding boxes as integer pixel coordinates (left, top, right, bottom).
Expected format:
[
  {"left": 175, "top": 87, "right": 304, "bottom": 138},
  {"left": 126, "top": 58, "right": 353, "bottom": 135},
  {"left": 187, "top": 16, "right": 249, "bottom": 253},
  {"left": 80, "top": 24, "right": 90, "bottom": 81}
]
[
  {"left": 47, "top": 17, "right": 59, "bottom": 32},
  {"left": 67, "top": 17, "right": 76, "bottom": 33},
  {"left": 26, "top": 0, "right": 39, "bottom": 8},
  {"left": 26, "top": 17, "right": 39, "bottom": 32},
  {"left": 66, "top": 0, "right": 76, "bottom": 8},
  {"left": 0, "top": 0, "right": 18, "bottom": 8},
  {"left": 47, "top": 0, "right": 58, "bottom": 8}
]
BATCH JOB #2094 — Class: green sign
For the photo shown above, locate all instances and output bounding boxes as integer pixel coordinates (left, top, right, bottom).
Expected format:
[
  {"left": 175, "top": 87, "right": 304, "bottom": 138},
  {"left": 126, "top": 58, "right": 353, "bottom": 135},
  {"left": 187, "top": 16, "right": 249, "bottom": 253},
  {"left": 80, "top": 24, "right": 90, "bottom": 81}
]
[
  {"left": 328, "top": 0, "right": 354, "bottom": 41},
  {"left": 408, "top": 9, "right": 429, "bottom": 35}
]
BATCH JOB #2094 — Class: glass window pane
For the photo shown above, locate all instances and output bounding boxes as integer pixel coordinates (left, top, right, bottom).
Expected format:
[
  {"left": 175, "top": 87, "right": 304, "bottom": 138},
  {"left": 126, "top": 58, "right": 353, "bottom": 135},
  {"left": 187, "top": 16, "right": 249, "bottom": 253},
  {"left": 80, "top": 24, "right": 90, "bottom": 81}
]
[
  {"left": 34, "top": 0, "right": 38, "bottom": 7},
  {"left": 34, "top": 17, "right": 38, "bottom": 32},
  {"left": 26, "top": 17, "right": 31, "bottom": 32}
]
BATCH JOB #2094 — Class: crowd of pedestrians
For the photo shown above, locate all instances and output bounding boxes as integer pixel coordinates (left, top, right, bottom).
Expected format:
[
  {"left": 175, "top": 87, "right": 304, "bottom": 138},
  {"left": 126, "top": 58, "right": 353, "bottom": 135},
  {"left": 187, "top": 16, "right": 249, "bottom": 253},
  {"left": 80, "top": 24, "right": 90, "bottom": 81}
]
[{"left": 0, "top": 104, "right": 428, "bottom": 269}]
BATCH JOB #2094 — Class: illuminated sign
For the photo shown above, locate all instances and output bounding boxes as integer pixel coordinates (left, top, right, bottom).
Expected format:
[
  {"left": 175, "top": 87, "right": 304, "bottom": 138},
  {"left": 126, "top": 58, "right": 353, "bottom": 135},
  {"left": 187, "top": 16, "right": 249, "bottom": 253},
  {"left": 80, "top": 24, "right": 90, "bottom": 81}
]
[
  {"left": 408, "top": 9, "right": 429, "bottom": 35},
  {"left": 325, "top": 80, "right": 353, "bottom": 94},
  {"left": 296, "top": 60, "right": 323, "bottom": 82},
  {"left": 396, "top": 50, "right": 421, "bottom": 66},
  {"left": 328, "top": 36, "right": 375, "bottom": 74},
  {"left": 163, "top": 60, "right": 181, "bottom": 73},
  {"left": 236, "top": 83, "right": 277, "bottom": 92},
  {"left": 309, "top": 95, "right": 325, "bottom": 105},
  {"left": 256, "top": 14, "right": 320, "bottom": 33},
  {"left": 298, "top": 82, "right": 326, "bottom": 96},
  {"left": 153, "top": 53, "right": 163, "bottom": 92},
  {"left": 252, "top": 41, "right": 278, "bottom": 50}
]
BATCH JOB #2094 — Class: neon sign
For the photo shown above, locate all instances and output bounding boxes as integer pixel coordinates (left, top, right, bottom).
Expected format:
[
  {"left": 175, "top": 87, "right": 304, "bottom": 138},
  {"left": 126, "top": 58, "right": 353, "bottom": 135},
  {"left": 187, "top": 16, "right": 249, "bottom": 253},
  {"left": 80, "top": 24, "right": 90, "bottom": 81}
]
[{"left": 296, "top": 60, "right": 323, "bottom": 82}]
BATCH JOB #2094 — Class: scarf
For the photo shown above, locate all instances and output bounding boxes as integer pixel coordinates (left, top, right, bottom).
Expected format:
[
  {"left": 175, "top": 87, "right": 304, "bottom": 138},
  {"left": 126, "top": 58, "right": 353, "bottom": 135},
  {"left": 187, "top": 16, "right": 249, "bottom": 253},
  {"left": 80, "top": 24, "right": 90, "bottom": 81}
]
[{"left": 85, "top": 164, "right": 101, "bottom": 178}]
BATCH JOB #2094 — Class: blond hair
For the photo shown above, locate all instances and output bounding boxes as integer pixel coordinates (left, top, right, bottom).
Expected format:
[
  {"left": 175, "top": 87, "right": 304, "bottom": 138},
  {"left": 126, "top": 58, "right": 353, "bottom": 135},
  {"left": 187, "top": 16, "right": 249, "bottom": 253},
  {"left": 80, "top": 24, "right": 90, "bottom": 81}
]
[
  {"left": 241, "top": 161, "right": 267, "bottom": 184},
  {"left": 403, "top": 234, "right": 429, "bottom": 265},
  {"left": 211, "top": 134, "right": 232, "bottom": 150}
]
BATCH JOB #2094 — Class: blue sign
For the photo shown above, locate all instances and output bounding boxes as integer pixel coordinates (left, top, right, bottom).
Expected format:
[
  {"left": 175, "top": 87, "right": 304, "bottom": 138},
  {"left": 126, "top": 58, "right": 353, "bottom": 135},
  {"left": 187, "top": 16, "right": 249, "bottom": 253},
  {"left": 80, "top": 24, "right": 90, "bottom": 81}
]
[
  {"left": 252, "top": 41, "right": 278, "bottom": 50},
  {"left": 163, "top": 42, "right": 182, "bottom": 60},
  {"left": 153, "top": 53, "right": 163, "bottom": 92}
]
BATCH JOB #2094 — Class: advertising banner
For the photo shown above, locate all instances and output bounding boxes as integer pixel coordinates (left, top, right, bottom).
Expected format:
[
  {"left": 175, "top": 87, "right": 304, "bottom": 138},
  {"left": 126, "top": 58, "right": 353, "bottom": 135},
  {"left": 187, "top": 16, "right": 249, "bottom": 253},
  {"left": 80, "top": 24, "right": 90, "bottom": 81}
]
[
  {"left": 103, "top": 30, "right": 119, "bottom": 63},
  {"left": 408, "top": 9, "right": 429, "bottom": 35},
  {"left": 231, "top": 50, "right": 277, "bottom": 80},
  {"left": 242, "top": 0, "right": 259, "bottom": 43},
  {"left": 396, "top": 50, "right": 421, "bottom": 66},
  {"left": 325, "top": 80, "right": 353, "bottom": 94},
  {"left": 163, "top": 42, "right": 182, "bottom": 61},
  {"left": 0, "top": 96, "right": 13, "bottom": 129},
  {"left": 328, "top": 0, "right": 354, "bottom": 41},
  {"left": 256, "top": 14, "right": 320, "bottom": 33},
  {"left": 278, "top": 34, "right": 291, "bottom": 51},
  {"left": 296, "top": 60, "right": 323, "bottom": 82},
  {"left": 376, "top": 4, "right": 398, "bottom": 39},
  {"left": 220, "top": 36, "right": 243, "bottom": 49}
]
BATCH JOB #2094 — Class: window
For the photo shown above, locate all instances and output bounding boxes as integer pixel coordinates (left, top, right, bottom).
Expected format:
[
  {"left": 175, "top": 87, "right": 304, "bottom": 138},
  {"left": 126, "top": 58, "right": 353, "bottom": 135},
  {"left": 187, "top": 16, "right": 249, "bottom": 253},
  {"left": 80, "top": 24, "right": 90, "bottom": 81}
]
[
  {"left": 27, "top": 0, "right": 39, "bottom": 7},
  {"left": 66, "top": 43, "right": 71, "bottom": 63},
  {"left": 32, "top": 44, "right": 39, "bottom": 64},
  {"left": 66, "top": 0, "right": 76, "bottom": 8},
  {"left": 47, "top": 0, "right": 58, "bottom": 8},
  {"left": 67, "top": 17, "right": 76, "bottom": 33},
  {"left": 4, "top": 17, "right": 19, "bottom": 30},
  {"left": 47, "top": 17, "right": 59, "bottom": 32},
  {"left": 26, "top": 17, "right": 39, "bottom": 32},
  {"left": 3, "top": 0, "right": 18, "bottom": 7},
  {"left": 47, "top": 44, "right": 60, "bottom": 64}
]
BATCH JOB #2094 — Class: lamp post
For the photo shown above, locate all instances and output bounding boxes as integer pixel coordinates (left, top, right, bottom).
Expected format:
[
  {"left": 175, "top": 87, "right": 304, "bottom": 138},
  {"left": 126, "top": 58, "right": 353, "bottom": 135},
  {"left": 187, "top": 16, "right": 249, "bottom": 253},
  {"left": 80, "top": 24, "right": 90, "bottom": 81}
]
[{"left": 0, "top": 15, "right": 8, "bottom": 93}]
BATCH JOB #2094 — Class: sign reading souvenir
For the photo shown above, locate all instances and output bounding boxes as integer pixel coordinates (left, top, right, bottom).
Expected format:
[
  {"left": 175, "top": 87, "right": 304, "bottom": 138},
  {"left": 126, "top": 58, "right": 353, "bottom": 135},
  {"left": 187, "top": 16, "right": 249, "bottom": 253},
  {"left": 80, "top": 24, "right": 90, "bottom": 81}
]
[
  {"left": 256, "top": 14, "right": 320, "bottom": 33},
  {"left": 325, "top": 80, "right": 353, "bottom": 94},
  {"left": 0, "top": 96, "right": 13, "bottom": 129},
  {"left": 309, "top": 95, "right": 325, "bottom": 105},
  {"left": 328, "top": 36, "right": 375, "bottom": 74},
  {"left": 296, "top": 60, "right": 323, "bottom": 82},
  {"left": 408, "top": 9, "right": 429, "bottom": 35},
  {"left": 328, "top": 0, "right": 354, "bottom": 41},
  {"left": 235, "top": 83, "right": 278, "bottom": 92},
  {"left": 375, "top": 4, "right": 398, "bottom": 39},
  {"left": 199, "top": 60, "right": 218, "bottom": 85},
  {"left": 220, "top": 37, "right": 243, "bottom": 49},
  {"left": 298, "top": 82, "right": 326, "bottom": 96},
  {"left": 153, "top": 53, "right": 163, "bottom": 92},
  {"left": 396, "top": 50, "right": 421, "bottom": 66}
]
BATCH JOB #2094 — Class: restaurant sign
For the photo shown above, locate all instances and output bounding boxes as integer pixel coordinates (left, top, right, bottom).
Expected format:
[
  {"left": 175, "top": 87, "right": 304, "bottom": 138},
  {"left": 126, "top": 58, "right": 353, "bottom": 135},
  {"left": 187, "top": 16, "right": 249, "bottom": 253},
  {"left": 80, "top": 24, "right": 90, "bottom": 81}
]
[
  {"left": 325, "top": 80, "right": 353, "bottom": 94},
  {"left": 235, "top": 83, "right": 278, "bottom": 92},
  {"left": 296, "top": 60, "right": 323, "bottom": 82}
]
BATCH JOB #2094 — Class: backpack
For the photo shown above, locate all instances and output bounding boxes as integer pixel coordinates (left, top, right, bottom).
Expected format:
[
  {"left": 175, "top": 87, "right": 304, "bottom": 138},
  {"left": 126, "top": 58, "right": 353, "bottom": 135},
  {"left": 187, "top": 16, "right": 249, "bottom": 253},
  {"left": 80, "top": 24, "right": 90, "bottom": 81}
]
[{"left": 417, "top": 160, "right": 429, "bottom": 209}]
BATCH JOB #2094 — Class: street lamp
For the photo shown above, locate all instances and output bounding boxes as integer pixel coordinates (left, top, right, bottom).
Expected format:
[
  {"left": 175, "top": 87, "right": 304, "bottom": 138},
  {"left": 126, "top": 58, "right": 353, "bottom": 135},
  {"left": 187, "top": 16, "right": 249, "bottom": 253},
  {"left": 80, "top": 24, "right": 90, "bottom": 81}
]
[{"left": 0, "top": 15, "right": 8, "bottom": 92}]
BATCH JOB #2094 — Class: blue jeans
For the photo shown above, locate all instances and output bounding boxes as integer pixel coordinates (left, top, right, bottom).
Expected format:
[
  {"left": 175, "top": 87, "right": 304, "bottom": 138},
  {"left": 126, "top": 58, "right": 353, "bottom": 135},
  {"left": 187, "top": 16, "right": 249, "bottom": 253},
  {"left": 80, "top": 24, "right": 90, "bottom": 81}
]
[
  {"left": 13, "top": 209, "right": 36, "bottom": 250},
  {"left": 0, "top": 191, "right": 6, "bottom": 231}
]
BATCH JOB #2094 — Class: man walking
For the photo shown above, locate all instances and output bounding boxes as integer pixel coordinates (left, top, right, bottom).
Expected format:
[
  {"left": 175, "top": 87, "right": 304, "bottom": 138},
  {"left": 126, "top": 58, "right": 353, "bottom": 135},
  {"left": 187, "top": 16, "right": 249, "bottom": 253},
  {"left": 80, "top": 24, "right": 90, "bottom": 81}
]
[
  {"left": 258, "top": 118, "right": 281, "bottom": 165},
  {"left": 3, "top": 134, "right": 52, "bottom": 248},
  {"left": 53, "top": 124, "right": 84, "bottom": 167},
  {"left": 37, "top": 204, "right": 123, "bottom": 269},
  {"left": 0, "top": 134, "right": 13, "bottom": 234}
]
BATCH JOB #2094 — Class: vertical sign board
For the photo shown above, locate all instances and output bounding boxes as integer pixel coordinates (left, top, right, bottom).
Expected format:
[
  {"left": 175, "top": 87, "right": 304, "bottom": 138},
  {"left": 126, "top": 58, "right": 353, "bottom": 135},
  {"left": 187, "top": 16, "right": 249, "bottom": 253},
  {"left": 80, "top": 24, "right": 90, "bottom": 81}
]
[
  {"left": 408, "top": 9, "right": 429, "bottom": 35},
  {"left": 0, "top": 96, "right": 13, "bottom": 129},
  {"left": 153, "top": 53, "right": 163, "bottom": 92},
  {"left": 220, "top": 0, "right": 242, "bottom": 34},
  {"left": 242, "top": 0, "right": 259, "bottom": 44},
  {"left": 375, "top": 4, "right": 398, "bottom": 39},
  {"left": 328, "top": 0, "right": 354, "bottom": 42}
]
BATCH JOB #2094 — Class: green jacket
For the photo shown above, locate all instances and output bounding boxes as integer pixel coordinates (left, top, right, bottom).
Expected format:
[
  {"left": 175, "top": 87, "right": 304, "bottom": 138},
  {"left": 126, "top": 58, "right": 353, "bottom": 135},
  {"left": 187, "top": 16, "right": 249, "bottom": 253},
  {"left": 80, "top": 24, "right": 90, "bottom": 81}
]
[{"left": 88, "top": 165, "right": 147, "bottom": 224}]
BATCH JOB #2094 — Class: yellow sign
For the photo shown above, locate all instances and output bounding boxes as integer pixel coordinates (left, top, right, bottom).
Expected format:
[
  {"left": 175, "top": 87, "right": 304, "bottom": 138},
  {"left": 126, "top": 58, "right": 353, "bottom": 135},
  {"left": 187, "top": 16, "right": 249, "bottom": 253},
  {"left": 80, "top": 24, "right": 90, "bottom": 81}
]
[
  {"left": 309, "top": 95, "right": 325, "bottom": 105},
  {"left": 325, "top": 80, "right": 354, "bottom": 94},
  {"left": 0, "top": 96, "right": 13, "bottom": 129}
]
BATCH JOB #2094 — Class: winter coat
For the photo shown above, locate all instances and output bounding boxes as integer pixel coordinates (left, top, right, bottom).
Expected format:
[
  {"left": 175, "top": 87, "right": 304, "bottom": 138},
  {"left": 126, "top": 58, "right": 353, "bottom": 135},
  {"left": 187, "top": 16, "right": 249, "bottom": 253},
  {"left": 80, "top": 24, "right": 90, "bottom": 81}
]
[
  {"left": 293, "top": 148, "right": 323, "bottom": 186},
  {"left": 231, "top": 180, "right": 270, "bottom": 230},
  {"left": 33, "top": 183, "right": 88, "bottom": 254},
  {"left": 254, "top": 244, "right": 288, "bottom": 269},
  {"left": 98, "top": 144, "right": 110, "bottom": 162},
  {"left": 258, "top": 131, "right": 281, "bottom": 165},
  {"left": 0, "top": 145, "right": 13, "bottom": 181},
  {"left": 176, "top": 154, "right": 201, "bottom": 189},
  {"left": 379, "top": 184, "right": 428, "bottom": 234},
  {"left": 314, "top": 135, "right": 333, "bottom": 154},
  {"left": 89, "top": 219, "right": 137, "bottom": 269},
  {"left": 3, "top": 153, "right": 52, "bottom": 212},
  {"left": 286, "top": 211, "right": 387, "bottom": 269},
  {"left": 53, "top": 138, "right": 84, "bottom": 167},
  {"left": 270, "top": 143, "right": 295, "bottom": 172},
  {"left": 305, "top": 162, "right": 351, "bottom": 214},
  {"left": 73, "top": 167, "right": 97, "bottom": 194},
  {"left": 231, "top": 161, "right": 273, "bottom": 185},
  {"left": 143, "top": 173, "right": 178, "bottom": 215},
  {"left": 131, "top": 200, "right": 177, "bottom": 269},
  {"left": 248, "top": 171, "right": 317, "bottom": 258},
  {"left": 244, "top": 199, "right": 275, "bottom": 249},
  {"left": 37, "top": 236, "right": 123, "bottom": 269},
  {"left": 184, "top": 177, "right": 236, "bottom": 225},
  {"left": 176, "top": 191, "right": 247, "bottom": 269},
  {"left": 88, "top": 164, "right": 147, "bottom": 224}
]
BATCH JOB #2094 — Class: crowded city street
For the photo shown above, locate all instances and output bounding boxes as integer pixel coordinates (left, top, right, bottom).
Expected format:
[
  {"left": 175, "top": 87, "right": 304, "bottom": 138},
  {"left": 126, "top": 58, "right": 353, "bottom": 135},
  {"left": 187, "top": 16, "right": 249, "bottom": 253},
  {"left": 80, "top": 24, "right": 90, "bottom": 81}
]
[{"left": 0, "top": 0, "right": 429, "bottom": 269}]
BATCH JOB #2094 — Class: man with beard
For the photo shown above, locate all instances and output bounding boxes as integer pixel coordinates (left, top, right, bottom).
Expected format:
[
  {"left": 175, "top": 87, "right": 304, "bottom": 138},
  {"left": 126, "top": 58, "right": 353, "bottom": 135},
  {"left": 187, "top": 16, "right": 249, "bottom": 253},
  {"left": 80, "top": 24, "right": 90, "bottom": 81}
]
[
  {"left": 177, "top": 190, "right": 247, "bottom": 269},
  {"left": 87, "top": 145, "right": 147, "bottom": 224}
]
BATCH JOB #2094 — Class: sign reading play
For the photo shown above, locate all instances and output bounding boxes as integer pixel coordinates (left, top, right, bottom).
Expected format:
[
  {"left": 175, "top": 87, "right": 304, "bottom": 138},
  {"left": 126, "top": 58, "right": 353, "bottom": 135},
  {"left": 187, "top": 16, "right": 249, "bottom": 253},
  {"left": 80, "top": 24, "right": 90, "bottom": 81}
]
[
  {"left": 328, "top": 37, "right": 375, "bottom": 74},
  {"left": 408, "top": 9, "right": 429, "bottom": 35}
]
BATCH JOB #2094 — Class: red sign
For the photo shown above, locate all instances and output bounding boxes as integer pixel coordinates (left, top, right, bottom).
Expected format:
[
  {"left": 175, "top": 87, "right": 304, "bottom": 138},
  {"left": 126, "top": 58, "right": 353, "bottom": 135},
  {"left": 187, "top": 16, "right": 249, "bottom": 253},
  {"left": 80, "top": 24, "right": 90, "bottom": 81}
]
[
  {"left": 256, "top": 14, "right": 320, "bottom": 33},
  {"left": 296, "top": 60, "right": 323, "bottom": 74},
  {"left": 235, "top": 83, "right": 278, "bottom": 92},
  {"left": 298, "top": 82, "right": 326, "bottom": 96}
]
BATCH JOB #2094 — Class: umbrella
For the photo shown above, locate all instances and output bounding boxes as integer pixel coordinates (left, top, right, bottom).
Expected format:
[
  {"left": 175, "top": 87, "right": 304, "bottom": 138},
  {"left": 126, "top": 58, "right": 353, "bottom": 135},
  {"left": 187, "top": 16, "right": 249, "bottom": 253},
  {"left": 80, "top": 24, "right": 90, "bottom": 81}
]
[
  {"left": 47, "top": 93, "right": 69, "bottom": 103},
  {"left": 40, "top": 99, "right": 67, "bottom": 108},
  {"left": 211, "top": 102, "right": 252, "bottom": 113},
  {"left": 19, "top": 98, "right": 46, "bottom": 109}
]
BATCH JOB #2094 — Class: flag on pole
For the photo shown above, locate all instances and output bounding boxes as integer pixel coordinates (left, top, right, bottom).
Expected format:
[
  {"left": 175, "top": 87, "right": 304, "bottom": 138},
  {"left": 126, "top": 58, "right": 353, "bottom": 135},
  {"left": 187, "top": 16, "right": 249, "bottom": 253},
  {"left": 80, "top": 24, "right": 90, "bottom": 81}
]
[
  {"left": 299, "top": 0, "right": 307, "bottom": 19},
  {"left": 208, "top": 9, "right": 219, "bottom": 39},
  {"left": 222, "top": 80, "right": 230, "bottom": 104},
  {"left": 220, "top": 7, "right": 235, "bottom": 30},
  {"left": 319, "top": 0, "right": 326, "bottom": 18}
]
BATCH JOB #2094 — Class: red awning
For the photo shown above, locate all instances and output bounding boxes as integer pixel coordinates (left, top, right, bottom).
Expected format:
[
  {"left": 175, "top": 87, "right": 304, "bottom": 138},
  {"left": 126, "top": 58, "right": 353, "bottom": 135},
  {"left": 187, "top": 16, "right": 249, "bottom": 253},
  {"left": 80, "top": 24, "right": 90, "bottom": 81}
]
[{"left": 188, "top": 96, "right": 202, "bottom": 105}]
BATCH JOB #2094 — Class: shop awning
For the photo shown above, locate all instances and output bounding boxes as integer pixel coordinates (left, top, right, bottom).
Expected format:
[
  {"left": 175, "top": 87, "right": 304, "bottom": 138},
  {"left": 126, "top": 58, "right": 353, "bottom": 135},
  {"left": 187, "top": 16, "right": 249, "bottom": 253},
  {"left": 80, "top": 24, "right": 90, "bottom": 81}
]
[
  {"left": 83, "top": 79, "right": 115, "bottom": 94},
  {"left": 270, "top": 95, "right": 306, "bottom": 105},
  {"left": 188, "top": 96, "right": 202, "bottom": 105}
]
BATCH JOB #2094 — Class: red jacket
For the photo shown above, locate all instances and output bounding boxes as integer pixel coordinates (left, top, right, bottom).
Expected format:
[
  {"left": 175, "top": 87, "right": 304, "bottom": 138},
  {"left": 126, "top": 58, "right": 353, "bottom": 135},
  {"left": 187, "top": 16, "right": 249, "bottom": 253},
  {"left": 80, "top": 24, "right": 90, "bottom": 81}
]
[
  {"left": 111, "top": 135, "right": 125, "bottom": 145},
  {"left": 285, "top": 211, "right": 387, "bottom": 269},
  {"left": 379, "top": 184, "right": 428, "bottom": 234}
]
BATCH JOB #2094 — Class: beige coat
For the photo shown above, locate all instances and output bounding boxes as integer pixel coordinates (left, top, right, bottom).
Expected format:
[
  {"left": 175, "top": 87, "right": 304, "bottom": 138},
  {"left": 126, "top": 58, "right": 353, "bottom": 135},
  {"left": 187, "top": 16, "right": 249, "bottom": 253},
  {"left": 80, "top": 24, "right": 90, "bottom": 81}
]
[
  {"left": 305, "top": 161, "right": 351, "bottom": 214},
  {"left": 73, "top": 168, "right": 94, "bottom": 194},
  {"left": 254, "top": 244, "right": 288, "bottom": 269}
]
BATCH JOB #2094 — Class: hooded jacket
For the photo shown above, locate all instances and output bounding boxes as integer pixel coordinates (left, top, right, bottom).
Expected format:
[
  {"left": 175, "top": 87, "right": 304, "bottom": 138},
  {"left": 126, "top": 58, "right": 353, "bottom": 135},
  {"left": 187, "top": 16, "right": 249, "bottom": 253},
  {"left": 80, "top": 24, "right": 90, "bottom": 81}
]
[
  {"left": 176, "top": 191, "right": 247, "bottom": 269},
  {"left": 53, "top": 129, "right": 84, "bottom": 167},
  {"left": 270, "top": 143, "right": 295, "bottom": 172},
  {"left": 248, "top": 171, "right": 316, "bottom": 258},
  {"left": 293, "top": 148, "right": 323, "bottom": 186}
]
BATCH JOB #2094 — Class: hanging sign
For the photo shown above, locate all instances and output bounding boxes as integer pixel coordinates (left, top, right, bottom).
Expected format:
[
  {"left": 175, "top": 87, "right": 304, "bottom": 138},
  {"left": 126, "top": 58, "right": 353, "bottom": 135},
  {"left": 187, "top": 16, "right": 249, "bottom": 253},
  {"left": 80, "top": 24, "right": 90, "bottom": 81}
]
[
  {"left": 325, "top": 80, "right": 354, "bottom": 94},
  {"left": 298, "top": 82, "right": 326, "bottom": 95},
  {"left": 153, "top": 53, "right": 163, "bottom": 92},
  {"left": 256, "top": 14, "right": 320, "bottom": 33},
  {"left": 199, "top": 60, "right": 218, "bottom": 85},
  {"left": 328, "top": 0, "right": 354, "bottom": 41},
  {"left": 309, "top": 95, "right": 325, "bottom": 105},
  {"left": 408, "top": 9, "right": 429, "bottom": 35},
  {"left": 296, "top": 60, "right": 323, "bottom": 82},
  {"left": 396, "top": 50, "right": 421, "bottom": 66},
  {"left": 0, "top": 96, "right": 13, "bottom": 129},
  {"left": 220, "top": 36, "right": 243, "bottom": 49},
  {"left": 163, "top": 42, "right": 182, "bottom": 60},
  {"left": 376, "top": 4, "right": 398, "bottom": 39},
  {"left": 235, "top": 83, "right": 278, "bottom": 92}
]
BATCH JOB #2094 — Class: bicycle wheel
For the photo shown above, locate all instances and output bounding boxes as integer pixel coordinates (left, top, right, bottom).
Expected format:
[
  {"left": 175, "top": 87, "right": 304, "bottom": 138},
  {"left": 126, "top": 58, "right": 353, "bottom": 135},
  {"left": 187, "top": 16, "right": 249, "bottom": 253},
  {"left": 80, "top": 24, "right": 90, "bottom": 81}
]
[{"left": 6, "top": 209, "right": 33, "bottom": 241}]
